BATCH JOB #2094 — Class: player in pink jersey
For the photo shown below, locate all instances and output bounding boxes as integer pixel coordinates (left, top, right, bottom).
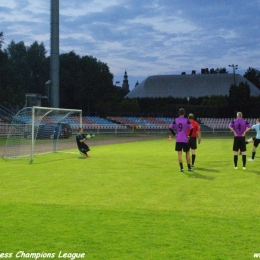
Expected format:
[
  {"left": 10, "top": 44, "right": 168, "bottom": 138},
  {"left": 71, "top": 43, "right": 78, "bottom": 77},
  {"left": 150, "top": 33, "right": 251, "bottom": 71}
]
[{"left": 169, "top": 108, "right": 193, "bottom": 172}]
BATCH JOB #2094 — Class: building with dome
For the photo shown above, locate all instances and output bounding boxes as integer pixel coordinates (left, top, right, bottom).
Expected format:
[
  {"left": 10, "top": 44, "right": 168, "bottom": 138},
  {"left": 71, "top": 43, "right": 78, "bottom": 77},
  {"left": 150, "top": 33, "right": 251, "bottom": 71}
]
[{"left": 125, "top": 73, "right": 260, "bottom": 98}]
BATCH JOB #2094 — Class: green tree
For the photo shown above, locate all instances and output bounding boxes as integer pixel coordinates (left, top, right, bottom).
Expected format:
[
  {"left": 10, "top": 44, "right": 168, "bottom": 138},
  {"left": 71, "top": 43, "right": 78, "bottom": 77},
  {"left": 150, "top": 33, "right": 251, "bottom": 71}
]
[
  {"left": 59, "top": 51, "right": 82, "bottom": 109},
  {"left": 5, "top": 40, "right": 30, "bottom": 94},
  {"left": 229, "top": 82, "right": 251, "bottom": 115},
  {"left": 243, "top": 67, "right": 260, "bottom": 90},
  {"left": 215, "top": 67, "right": 227, "bottom": 74},
  {"left": 79, "top": 55, "right": 114, "bottom": 114},
  {"left": 118, "top": 99, "right": 140, "bottom": 116},
  {"left": 27, "top": 41, "right": 48, "bottom": 94},
  {"left": 1, "top": 40, "right": 48, "bottom": 107},
  {"left": 59, "top": 52, "right": 118, "bottom": 115},
  {"left": 200, "top": 95, "right": 228, "bottom": 107},
  {"left": 0, "top": 49, "right": 9, "bottom": 104},
  {"left": 0, "top": 41, "right": 29, "bottom": 107}
]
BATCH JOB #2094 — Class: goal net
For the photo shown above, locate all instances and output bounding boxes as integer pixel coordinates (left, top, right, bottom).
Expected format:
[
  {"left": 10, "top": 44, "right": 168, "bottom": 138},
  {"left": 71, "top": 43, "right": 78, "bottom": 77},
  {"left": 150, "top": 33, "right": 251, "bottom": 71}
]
[{"left": 3, "top": 106, "right": 82, "bottom": 162}]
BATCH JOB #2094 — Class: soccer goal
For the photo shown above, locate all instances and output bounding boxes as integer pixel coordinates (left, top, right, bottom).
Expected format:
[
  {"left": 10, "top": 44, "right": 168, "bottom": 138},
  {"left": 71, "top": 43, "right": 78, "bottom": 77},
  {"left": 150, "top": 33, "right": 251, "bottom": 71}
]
[{"left": 3, "top": 106, "right": 82, "bottom": 163}]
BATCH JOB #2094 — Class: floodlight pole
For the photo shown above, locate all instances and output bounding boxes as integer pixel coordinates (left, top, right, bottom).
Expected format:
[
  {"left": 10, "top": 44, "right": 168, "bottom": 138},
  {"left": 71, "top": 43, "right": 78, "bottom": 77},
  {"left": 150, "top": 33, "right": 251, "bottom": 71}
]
[
  {"left": 50, "top": 0, "right": 60, "bottom": 108},
  {"left": 30, "top": 107, "right": 35, "bottom": 164},
  {"left": 228, "top": 64, "right": 238, "bottom": 86}
]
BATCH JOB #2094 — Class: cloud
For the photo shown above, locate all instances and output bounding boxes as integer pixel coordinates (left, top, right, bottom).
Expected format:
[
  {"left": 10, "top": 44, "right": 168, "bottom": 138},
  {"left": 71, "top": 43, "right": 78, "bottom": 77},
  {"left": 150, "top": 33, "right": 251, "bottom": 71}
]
[{"left": 0, "top": 0, "right": 260, "bottom": 89}]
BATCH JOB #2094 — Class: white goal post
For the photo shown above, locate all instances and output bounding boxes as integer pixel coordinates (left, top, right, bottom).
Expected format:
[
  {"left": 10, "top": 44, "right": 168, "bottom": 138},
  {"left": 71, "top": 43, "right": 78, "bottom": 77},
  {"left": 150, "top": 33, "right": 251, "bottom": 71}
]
[{"left": 3, "top": 106, "right": 82, "bottom": 163}]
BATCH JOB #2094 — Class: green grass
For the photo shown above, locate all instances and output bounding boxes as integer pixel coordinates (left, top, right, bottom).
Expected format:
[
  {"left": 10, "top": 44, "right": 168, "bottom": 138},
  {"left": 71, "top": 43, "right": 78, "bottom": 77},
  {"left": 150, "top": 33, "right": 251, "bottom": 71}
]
[
  {"left": 0, "top": 137, "right": 260, "bottom": 260},
  {"left": 0, "top": 137, "right": 6, "bottom": 146}
]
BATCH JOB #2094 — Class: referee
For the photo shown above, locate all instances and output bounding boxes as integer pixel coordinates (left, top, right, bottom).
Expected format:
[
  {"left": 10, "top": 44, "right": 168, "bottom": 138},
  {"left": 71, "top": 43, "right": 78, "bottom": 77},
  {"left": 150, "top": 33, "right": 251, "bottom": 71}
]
[{"left": 188, "top": 113, "right": 201, "bottom": 167}]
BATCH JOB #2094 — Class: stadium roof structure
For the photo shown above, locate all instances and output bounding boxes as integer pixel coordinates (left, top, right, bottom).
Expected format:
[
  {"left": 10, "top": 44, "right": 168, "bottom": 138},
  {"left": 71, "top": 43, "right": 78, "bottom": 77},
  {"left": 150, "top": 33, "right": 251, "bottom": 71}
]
[{"left": 125, "top": 74, "right": 260, "bottom": 98}]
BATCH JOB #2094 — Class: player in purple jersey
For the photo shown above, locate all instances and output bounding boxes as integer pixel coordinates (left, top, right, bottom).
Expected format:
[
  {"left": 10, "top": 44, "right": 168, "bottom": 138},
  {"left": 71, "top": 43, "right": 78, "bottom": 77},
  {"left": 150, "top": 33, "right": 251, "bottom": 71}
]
[
  {"left": 169, "top": 108, "right": 193, "bottom": 172},
  {"left": 228, "top": 112, "right": 251, "bottom": 169}
]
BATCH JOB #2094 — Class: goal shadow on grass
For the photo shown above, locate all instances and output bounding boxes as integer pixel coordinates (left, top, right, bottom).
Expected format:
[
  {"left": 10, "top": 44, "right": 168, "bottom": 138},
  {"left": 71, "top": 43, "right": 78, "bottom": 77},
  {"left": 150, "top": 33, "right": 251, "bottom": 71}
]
[
  {"left": 32, "top": 152, "right": 87, "bottom": 164},
  {"left": 2, "top": 152, "right": 86, "bottom": 165}
]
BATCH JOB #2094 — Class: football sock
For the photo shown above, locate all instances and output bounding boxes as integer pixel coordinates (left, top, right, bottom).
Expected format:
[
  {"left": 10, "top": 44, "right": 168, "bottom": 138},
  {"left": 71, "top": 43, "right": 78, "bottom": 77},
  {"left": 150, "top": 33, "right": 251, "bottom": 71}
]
[
  {"left": 252, "top": 151, "right": 256, "bottom": 160},
  {"left": 242, "top": 155, "right": 246, "bottom": 167},
  {"left": 192, "top": 154, "right": 196, "bottom": 165},
  {"left": 234, "top": 155, "right": 238, "bottom": 167},
  {"left": 179, "top": 163, "right": 183, "bottom": 169},
  {"left": 187, "top": 164, "right": 191, "bottom": 169}
]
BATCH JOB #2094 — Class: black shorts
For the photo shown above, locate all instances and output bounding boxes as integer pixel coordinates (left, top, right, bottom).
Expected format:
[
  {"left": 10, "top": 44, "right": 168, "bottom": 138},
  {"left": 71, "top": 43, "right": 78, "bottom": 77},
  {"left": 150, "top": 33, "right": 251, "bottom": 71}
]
[
  {"left": 175, "top": 142, "right": 190, "bottom": 152},
  {"left": 253, "top": 138, "right": 260, "bottom": 148},
  {"left": 189, "top": 137, "right": 197, "bottom": 150},
  {"left": 79, "top": 143, "right": 90, "bottom": 154},
  {"left": 79, "top": 147, "right": 90, "bottom": 154},
  {"left": 233, "top": 136, "right": 246, "bottom": 152}
]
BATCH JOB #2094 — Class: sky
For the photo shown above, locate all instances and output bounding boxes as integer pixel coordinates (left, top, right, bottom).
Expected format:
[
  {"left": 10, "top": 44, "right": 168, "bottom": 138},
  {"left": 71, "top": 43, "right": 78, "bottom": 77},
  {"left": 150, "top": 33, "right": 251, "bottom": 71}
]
[{"left": 0, "top": 0, "right": 260, "bottom": 90}]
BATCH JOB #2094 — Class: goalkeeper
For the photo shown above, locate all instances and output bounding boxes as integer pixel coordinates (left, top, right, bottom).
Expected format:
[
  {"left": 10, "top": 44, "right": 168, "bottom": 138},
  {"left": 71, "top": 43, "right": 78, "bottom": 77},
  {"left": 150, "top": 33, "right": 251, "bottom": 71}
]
[{"left": 76, "top": 128, "right": 94, "bottom": 157}]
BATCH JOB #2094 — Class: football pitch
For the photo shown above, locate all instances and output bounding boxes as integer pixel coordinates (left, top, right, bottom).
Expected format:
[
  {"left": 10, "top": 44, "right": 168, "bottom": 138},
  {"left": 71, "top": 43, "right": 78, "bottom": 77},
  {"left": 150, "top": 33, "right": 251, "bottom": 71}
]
[{"left": 0, "top": 136, "right": 260, "bottom": 260}]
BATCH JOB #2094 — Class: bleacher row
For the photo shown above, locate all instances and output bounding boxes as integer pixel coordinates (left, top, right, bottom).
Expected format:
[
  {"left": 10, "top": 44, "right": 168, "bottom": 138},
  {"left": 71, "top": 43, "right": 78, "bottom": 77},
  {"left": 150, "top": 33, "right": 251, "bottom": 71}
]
[
  {"left": 0, "top": 117, "right": 259, "bottom": 134},
  {"left": 13, "top": 115, "right": 126, "bottom": 130},
  {"left": 107, "top": 116, "right": 173, "bottom": 129},
  {"left": 198, "top": 118, "right": 257, "bottom": 130},
  {"left": 11, "top": 116, "right": 174, "bottom": 130},
  {"left": 0, "top": 118, "right": 9, "bottom": 135}
]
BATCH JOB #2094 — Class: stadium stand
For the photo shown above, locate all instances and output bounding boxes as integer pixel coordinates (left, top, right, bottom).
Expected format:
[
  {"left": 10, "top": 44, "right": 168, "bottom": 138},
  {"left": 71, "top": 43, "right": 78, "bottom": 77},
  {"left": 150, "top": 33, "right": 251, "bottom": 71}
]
[
  {"left": 108, "top": 117, "right": 258, "bottom": 131},
  {"left": 107, "top": 116, "right": 173, "bottom": 129},
  {"left": 0, "top": 118, "right": 8, "bottom": 136},
  {"left": 198, "top": 118, "right": 256, "bottom": 130},
  {"left": 1, "top": 114, "right": 258, "bottom": 136}
]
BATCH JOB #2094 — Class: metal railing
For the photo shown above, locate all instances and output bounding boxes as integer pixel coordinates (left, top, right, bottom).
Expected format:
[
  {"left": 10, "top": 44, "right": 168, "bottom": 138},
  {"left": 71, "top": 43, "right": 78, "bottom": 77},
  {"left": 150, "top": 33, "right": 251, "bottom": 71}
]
[
  {"left": 0, "top": 105, "right": 14, "bottom": 123},
  {"left": 0, "top": 123, "right": 234, "bottom": 138}
]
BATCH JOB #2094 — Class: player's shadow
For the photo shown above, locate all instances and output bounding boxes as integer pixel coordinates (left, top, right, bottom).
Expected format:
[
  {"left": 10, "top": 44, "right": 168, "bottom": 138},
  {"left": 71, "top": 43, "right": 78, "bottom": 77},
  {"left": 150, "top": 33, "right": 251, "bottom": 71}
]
[
  {"left": 193, "top": 167, "right": 219, "bottom": 173},
  {"left": 250, "top": 170, "right": 260, "bottom": 175},
  {"left": 184, "top": 170, "right": 215, "bottom": 180}
]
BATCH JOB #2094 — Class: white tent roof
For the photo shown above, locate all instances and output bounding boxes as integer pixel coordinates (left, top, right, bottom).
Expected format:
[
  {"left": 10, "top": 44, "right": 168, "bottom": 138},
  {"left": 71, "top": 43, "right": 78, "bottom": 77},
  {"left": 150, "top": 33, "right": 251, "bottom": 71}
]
[{"left": 125, "top": 74, "right": 260, "bottom": 98}]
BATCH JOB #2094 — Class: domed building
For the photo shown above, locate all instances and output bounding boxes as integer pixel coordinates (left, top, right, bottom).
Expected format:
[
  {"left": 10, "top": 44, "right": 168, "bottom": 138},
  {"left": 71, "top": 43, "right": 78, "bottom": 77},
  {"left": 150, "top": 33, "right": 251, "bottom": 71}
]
[{"left": 125, "top": 73, "right": 260, "bottom": 98}]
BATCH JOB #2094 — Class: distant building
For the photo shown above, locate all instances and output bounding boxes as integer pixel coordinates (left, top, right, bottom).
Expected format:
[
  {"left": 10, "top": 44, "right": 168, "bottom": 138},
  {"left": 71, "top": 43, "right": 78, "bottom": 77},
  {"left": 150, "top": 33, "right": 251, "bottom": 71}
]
[
  {"left": 125, "top": 74, "right": 260, "bottom": 98},
  {"left": 122, "top": 71, "right": 129, "bottom": 92}
]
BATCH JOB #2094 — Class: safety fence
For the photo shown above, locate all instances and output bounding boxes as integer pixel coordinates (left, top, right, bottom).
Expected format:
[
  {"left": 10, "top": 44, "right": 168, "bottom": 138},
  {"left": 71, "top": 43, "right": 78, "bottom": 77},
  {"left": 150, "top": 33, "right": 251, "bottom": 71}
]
[{"left": 0, "top": 123, "right": 230, "bottom": 138}]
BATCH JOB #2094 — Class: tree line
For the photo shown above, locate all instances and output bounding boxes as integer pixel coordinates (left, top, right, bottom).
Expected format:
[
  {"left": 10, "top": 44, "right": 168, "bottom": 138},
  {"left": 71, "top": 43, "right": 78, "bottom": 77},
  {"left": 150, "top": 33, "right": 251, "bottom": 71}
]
[
  {"left": 1, "top": 32, "right": 260, "bottom": 118},
  {"left": 0, "top": 34, "right": 128, "bottom": 117}
]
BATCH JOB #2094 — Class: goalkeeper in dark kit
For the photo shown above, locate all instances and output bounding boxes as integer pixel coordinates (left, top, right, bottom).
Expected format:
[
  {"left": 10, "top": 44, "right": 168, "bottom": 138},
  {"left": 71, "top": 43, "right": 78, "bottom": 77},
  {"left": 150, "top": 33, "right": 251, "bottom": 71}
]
[{"left": 76, "top": 127, "right": 94, "bottom": 157}]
